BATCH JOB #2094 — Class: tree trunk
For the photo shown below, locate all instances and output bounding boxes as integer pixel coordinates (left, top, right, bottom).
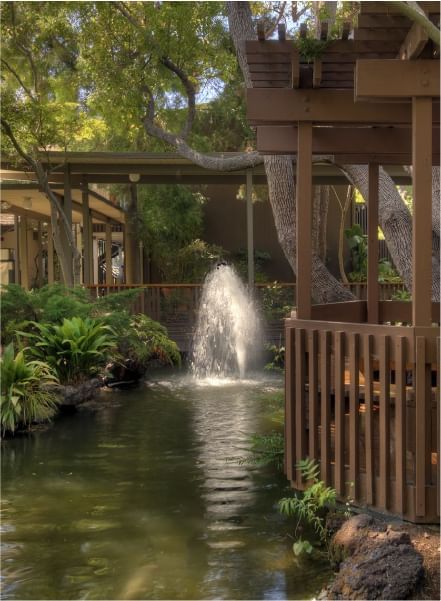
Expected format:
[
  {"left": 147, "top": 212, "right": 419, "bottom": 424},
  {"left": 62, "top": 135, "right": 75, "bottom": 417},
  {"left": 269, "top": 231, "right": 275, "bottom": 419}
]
[{"left": 341, "top": 164, "right": 440, "bottom": 301}]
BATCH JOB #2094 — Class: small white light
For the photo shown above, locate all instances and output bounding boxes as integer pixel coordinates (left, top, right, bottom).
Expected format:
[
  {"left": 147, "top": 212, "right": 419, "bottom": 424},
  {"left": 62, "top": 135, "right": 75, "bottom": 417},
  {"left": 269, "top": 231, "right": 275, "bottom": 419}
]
[
  {"left": 23, "top": 196, "right": 33, "bottom": 209},
  {"left": 129, "top": 173, "right": 141, "bottom": 183}
]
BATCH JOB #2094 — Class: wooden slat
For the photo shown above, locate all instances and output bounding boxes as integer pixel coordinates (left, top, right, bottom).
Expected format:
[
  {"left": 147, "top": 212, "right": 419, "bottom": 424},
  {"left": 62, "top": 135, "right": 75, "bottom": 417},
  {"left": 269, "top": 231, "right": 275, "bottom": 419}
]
[
  {"left": 285, "top": 327, "right": 295, "bottom": 481},
  {"left": 399, "top": 23, "right": 429, "bottom": 59},
  {"left": 295, "top": 328, "right": 306, "bottom": 487},
  {"left": 412, "top": 97, "right": 433, "bottom": 327},
  {"left": 249, "top": 64, "right": 290, "bottom": 73},
  {"left": 355, "top": 60, "right": 440, "bottom": 99},
  {"left": 367, "top": 164, "right": 379, "bottom": 324},
  {"left": 379, "top": 335, "right": 391, "bottom": 509},
  {"left": 357, "top": 14, "right": 412, "bottom": 28},
  {"left": 354, "top": 27, "right": 410, "bottom": 41},
  {"left": 324, "top": 40, "right": 401, "bottom": 54},
  {"left": 395, "top": 336, "right": 406, "bottom": 515},
  {"left": 363, "top": 334, "right": 374, "bottom": 505},
  {"left": 349, "top": 332, "right": 360, "bottom": 498},
  {"left": 320, "top": 330, "right": 331, "bottom": 485},
  {"left": 308, "top": 329, "right": 318, "bottom": 459},
  {"left": 251, "top": 72, "right": 291, "bottom": 81},
  {"left": 321, "top": 71, "right": 355, "bottom": 81},
  {"left": 334, "top": 331, "right": 346, "bottom": 496},
  {"left": 246, "top": 40, "right": 294, "bottom": 54},
  {"left": 437, "top": 337, "right": 440, "bottom": 516},
  {"left": 360, "top": 2, "right": 440, "bottom": 15},
  {"left": 313, "top": 58, "right": 322, "bottom": 88},
  {"left": 415, "top": 336, "right": 427, "bottom": 516},
  {"left": 296, "top": 122, "right": 312, "bottom": 319}
]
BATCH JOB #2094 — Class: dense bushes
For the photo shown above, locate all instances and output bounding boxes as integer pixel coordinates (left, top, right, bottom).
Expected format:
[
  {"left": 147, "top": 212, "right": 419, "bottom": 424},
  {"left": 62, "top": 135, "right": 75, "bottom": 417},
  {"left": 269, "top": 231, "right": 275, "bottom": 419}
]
[
  {"left": 24, "top": 317, "right": 116, "bottom": 384},
  {"left": 0, "top": 344, "right": 59, "bottom": 436}
]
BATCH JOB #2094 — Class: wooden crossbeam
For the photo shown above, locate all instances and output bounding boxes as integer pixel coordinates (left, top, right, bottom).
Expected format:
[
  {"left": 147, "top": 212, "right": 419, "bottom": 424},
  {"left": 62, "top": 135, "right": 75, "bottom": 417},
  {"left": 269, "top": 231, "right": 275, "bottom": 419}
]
[
  {"left": 355, "top": 59, "right": 440, "bottom": 98},
  {"left": 256, "top": 125, "right": 440, "bottom": 162},
  {"left": 313, "top": 58, "right": 322, "bottom": 88},
  {"left": 247, "top": 88, "right": 440, "bottom": 125},
  {"left": 399, "top": 23, "right": 429, "bottom": 59}
]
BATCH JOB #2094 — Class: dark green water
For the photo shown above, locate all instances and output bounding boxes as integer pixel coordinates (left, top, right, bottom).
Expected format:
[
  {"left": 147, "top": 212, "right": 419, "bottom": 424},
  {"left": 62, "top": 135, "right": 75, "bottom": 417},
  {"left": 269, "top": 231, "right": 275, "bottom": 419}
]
[{"left": 1, "top": 374, "right": 330, "bottom": 600}]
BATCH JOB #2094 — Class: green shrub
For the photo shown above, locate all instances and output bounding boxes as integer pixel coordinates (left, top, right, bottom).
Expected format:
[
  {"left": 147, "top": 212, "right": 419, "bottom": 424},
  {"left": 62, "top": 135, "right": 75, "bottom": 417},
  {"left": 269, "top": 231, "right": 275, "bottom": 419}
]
[
  {"left": 279, "top": 458, "right": 336, "bottom": 556},
  {"left": 236, "top": 431, "right": 284, "bottom": 470},
  {"left": 23, "top": 317, "right": 116, "bottom": 384},
  {"left": 117, "top": 314, "right": 181, "bottom": 370},
  {"left": 0, "top": 343, "right": 59, "bottom": 436},
  {"left": 265, "top": 343, "right": 285, "bottom": 372}
]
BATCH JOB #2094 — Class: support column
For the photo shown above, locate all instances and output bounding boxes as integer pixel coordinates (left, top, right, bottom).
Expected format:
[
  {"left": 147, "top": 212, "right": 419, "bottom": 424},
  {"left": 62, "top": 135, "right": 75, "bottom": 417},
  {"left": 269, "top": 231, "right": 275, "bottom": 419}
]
[
  {"left": 246, "top": 169, "right": 254, "bottom": 288},
  {"left": 367, "top": 163, "right": 379, "bottom": 323},
  {"left": 139, "top": 241, "right": 144, "bottom": 284},
  {"left": 93, "top": 237, "right": 98, "bottom": 285},
  {"left": 105, "top": 220, "right": 113, "bottom": 286},
  {"left": 37, "top": 222, "right": 44, "bottom": 287},
  {"left": 125, "top": 184, "right": 138, "bottom": 284},
  {"left": 82, "top": 184, "right": 92, "bottom": 285},
  {"left": 63, "top": 165, "right": 74, "bottom": 286},
  {"left": 14, "top": 215, "right": 20, "bottom": 284},
  {"left": 412, "top": 97, "right": 432, "bottom": 327},
  {"left": 47, "top": 222, "right": 54, "bottom": 284},
  {"left": 19, "top": 215, "right": 29, "bottom": 290},
  {"left": 296, "top": 121, "right": 313, "bottom": 319}
]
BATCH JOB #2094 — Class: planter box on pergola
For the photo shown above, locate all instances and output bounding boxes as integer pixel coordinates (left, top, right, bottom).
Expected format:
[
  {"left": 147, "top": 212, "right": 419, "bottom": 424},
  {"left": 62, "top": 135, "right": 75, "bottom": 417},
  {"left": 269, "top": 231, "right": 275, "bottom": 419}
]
[{"left": 245, "top": 2, "right": 440, "bottom": 523}]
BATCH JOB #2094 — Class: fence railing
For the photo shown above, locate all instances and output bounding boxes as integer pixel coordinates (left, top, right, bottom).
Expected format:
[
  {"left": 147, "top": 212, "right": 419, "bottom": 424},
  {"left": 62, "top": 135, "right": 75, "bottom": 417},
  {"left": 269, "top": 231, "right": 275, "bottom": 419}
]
[
  {"left": 285, "top": 314, "right": 439, "bottom": 523},
  {"left": 86, "top": 281, "right": 406, "bottom": 323}
]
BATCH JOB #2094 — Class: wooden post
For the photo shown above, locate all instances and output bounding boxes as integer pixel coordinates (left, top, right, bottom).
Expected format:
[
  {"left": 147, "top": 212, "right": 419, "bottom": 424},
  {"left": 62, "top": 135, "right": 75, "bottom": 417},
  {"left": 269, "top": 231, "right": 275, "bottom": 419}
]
[
  {"left": 125, "top": 184, "right": 138, "bottom": 285},
  {"left": 19, "top": 215, "right": 29, "bottom": 290},
  {"left": 296, "top": 121, "right": 313, "bottom": 319},
  {"left": 412, "top": 97, "right": 432, "bottom": 327},
  {"left": 246, "top": 169, "right": 254, "bottom": 287},
  {"left": 139, "top": 241, "right": 144, "bottom": 284},
  {"left": 63, "top": 165, "right": 74, "bottom": 286},
  {"left": 82, "top": 185, "right": 92, "bottom": 285},
  {"left": 13, "top": 215, "right": 20, "bottom": 284},
  {"left": 367, "top": 163, "right": 379, "bottom": 323},
  {"left": 47, "top": 222, "right": 54, "bottom": 284},
  {"left": 37, "top": 222, "right": 43, "bottom": 287},
  {"left": 105, "top": 220, "right": 113, "bottom": 286}
]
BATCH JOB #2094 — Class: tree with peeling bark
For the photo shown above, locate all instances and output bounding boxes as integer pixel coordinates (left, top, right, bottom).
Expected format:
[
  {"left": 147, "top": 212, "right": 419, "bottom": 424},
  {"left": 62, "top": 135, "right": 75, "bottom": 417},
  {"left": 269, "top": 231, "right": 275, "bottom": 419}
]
[{"left": 2, "top": 1, "right": 439, "bottom": 301}]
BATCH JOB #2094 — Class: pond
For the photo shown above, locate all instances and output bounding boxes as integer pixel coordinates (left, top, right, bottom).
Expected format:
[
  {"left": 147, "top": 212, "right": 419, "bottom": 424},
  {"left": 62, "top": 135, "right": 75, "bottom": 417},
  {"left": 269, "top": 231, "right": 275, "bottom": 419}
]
[{"left": 1, "top": 373, "right": 331, "bottom": 600}]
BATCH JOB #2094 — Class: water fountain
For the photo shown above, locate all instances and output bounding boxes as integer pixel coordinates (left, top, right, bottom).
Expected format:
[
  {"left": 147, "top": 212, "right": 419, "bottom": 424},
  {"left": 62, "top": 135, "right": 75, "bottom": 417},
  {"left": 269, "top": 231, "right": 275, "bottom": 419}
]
[{"left": 191, "top": 264, "right": 262, "bottom": 379}]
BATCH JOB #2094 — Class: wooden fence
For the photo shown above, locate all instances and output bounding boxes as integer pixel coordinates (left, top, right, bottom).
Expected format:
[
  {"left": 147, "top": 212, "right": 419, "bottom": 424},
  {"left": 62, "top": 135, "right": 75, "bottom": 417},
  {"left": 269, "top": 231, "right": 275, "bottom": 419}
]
[{"left": 285, "top": 304, "right": 439, "bottom": 523}]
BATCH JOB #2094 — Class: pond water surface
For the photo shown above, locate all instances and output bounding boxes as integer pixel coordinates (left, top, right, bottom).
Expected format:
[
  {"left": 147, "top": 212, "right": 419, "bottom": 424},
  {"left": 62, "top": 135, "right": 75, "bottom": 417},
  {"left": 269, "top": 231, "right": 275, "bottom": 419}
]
[{"left": 1, "top": 374, "right": 331, "bottom": 600}]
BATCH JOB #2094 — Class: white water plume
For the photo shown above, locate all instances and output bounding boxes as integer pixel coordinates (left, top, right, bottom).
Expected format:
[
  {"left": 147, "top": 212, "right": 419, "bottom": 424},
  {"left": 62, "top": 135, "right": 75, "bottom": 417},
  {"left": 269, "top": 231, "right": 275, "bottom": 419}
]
[{"left": 191, "top": 265, "right": 262, "bottom": 379}]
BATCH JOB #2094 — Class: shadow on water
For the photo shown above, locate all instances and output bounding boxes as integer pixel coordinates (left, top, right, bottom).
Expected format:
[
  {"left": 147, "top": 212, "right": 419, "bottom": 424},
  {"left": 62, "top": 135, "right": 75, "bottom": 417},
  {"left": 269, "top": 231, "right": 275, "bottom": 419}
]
[{"left": 1, "top": 373, "right": 331, "bottom": 600}]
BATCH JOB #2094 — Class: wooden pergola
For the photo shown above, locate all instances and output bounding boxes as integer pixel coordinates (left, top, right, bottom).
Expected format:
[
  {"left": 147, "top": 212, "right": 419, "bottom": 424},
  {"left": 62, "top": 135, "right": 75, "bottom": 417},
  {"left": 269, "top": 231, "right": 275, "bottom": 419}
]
[{"left": 245, "top": 1, "right": 440, "bottom": 522}]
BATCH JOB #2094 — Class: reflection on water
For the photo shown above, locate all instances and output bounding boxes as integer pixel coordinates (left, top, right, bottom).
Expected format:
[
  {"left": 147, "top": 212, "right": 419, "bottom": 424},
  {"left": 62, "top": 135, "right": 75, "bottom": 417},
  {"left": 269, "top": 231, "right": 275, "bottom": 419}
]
[{"left": 1, "top": 373, "right": 330, "bottom": 600}]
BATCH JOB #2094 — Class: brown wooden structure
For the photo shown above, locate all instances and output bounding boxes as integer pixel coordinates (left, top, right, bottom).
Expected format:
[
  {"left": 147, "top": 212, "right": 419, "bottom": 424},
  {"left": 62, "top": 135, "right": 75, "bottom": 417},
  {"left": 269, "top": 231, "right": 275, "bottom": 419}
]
[{"left": 245, "top": 2, "right": 440, "bottom": 522}]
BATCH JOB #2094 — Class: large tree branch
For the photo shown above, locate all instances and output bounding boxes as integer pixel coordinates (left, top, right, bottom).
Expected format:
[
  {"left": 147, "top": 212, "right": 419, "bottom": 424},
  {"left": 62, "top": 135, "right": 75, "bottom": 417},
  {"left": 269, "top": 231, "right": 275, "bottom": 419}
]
[
  {"left": 388, "top": 1, "right": 440, "bottom": 45},
  {"left": 1, "top": 58, "right": 36, "bottom": 100}
]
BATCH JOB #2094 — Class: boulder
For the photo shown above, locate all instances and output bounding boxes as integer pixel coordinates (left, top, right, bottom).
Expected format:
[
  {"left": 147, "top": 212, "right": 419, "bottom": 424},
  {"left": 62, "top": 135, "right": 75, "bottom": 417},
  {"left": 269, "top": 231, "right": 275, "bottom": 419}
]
[{"left": 57, "top": 378, "right": 103, "bottom": 409}]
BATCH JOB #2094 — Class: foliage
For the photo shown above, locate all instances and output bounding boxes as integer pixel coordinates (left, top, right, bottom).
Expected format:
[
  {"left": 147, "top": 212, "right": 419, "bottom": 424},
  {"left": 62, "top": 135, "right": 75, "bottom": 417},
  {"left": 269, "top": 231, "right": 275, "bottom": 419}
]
[
  {"left": 0, "top": 343, "right": 59, "bottom": 436},
  {"left": 295, "top": 37, "right": 328, "bottom": 63},
  {"left": 236, "top": 431, "right": 284, "bottom": 470},
  {"left": 265, "top": 344, "right": 285, "bottom": 372},
  {"left": 392, "top": 288, "right": 411, "bottom": 301},
  {"left": 260, "top": 282, "right": 294, "bottom": 320},
  {"left": 232, "top": 249, "right": 272, "bottom": 284},
  {"left": 22, "top": 317, "right": 116, "bottom": 384},
  {"left": 377, "top": 259, "right": 401, "bottom": 283},
  {"left": 345, "top": 224, "right": 367, "bottom": 278},
  {"left": 116, "top": 314, "right": 181, "bottom": 371},
  {"left": 279, "top": 458, "right": 336, "bottom": 556}
]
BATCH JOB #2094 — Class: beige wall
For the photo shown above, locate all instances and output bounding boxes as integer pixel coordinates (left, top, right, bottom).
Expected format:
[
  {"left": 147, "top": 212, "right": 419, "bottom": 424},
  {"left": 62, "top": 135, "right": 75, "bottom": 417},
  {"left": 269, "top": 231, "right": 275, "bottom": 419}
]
[{"left": 2, "top": 219, "right": 40, "bottom": 287}]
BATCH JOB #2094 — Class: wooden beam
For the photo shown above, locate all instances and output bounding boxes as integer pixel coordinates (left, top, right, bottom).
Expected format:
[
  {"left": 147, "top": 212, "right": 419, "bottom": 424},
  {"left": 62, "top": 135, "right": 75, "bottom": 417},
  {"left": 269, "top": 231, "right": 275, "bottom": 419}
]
[
  {"left": 412, "top": 97, "right": 433, "bottom": 327},
  {"left": 360, "top": 1, "right": 440, "bottom": 15},
  {"left": 354, "top": 27, "right": 409, "bottom": 41},
  {"left": 246, "top": 169, "right": 254, "bottom": 287},
  {"left": 319, "top": 20, "right": 328, "bottom": 41},
  {"left": 357, "top": 14, "right": 412, "bottom": 28},
  {"left": 341, "top": 21, "right": 351, "bottom": 40},
  {"left": 367, "top": 164, "right": 379, "bottom": 324},
  {"left": 105, "top": 220, "right": 113, "bottom": 286},
  {"left": 399, "top": 22, "right": 429, "bottom": 59},
  {"left": 37, "top": 221, "right": 43, "bottom": 287},
  {"left": 256, "top": 125, "right": 440, "bottom": 158},
  {"left": 300, "top": 23, "right": 307, "bottom": 39},
  {"left": 19, "top": 216, "right": 29, "bottom": 290},
  {"left": 13, "top": 215, "right": 20, "bottom": 284},
  {"left": 257, "top": 21, "right": 265, "bottom": 41},
  {"left": 296, "top": 122, "right": 313, "bottom": 320},
  {"left": 82, "top": 185, "right": 92, "bottom": 285},
  {"left": 355, "top": 59, "right": 439, "bottom": 98},
  {"left": 278, "top": 23, "right": 286, "bottom": 41},
  {"left": 313, "top": 58, "right": 322, "bottom": 88},
  {"left": 247, "top": 89, "right": 440, "bottom": 125},
  {"left": 47, "top": 222, "right": 54, "bottom": 284}
]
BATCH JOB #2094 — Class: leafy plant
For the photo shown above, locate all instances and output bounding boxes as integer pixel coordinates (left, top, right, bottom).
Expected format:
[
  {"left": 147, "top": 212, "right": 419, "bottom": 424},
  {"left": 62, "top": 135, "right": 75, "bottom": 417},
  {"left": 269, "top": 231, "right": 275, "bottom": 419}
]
[
  {"left": 265, "top": 343, "right": 285, "bottom": 372},
  {"left": 260, "top": 282, "right": 294, "bottom": 320},
  {"left": 344, "top": 224, "right": 367, "bottom": 279},
  {"left": 22, "top": 317, "right": 116, "bottom": 384},
  {"left": 116, "top": 314, "right": 181, "bottom": 371},
  {"left": 279, "top": 458, "right": 336, "bottom": 556},
  {"left": 392, "top": 288, "right": 411, "bottom": 301},
  {"left": 0, "top": 343, "right": 59, "bottom": 436},
  {"left": 295, "top": 37, "right": 329, "bottom": 63},
  {"left": 377, "top": 259, "right": 401, "bottom": 283},
  {"left": 236, "top": 431, "right": 284, "bottom": 470}
]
